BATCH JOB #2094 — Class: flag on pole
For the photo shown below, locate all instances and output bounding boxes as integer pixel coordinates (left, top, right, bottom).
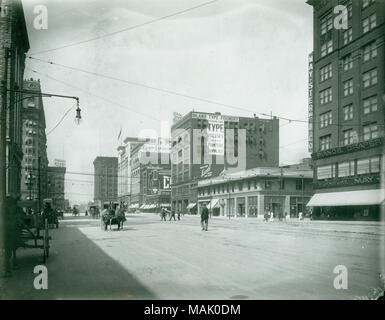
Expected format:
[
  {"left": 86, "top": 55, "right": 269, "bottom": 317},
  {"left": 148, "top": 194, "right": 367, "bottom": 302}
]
[{"left": 117, "top": 127, "right": 122, "bottom": 140}]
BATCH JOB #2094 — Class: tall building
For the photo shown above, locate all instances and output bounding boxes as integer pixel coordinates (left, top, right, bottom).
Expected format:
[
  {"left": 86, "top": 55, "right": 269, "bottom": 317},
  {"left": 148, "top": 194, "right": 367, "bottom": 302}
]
[
  {"left": 20, "top": 78, "right": 49, "bottom": 210},
  {"left": 0, "top": 0, "right": 30, "bottom": 207},
  {"left": 170, "top": 111, "right": 279, "bottom": 214},
  {"left": 117, "top": 138, "right": 132, "bottom": 205},
  {"left": 47, "top": 165, "right": 66, "bottom": 210},
  {"left": 93, "top": 156, "right": 118, "bottom": 207},
  {"left": 129, "top": 138, "right": 171, "bottom": 211},
  {"left": 307, "top": 0, "right": 385, "bottom": 220}
]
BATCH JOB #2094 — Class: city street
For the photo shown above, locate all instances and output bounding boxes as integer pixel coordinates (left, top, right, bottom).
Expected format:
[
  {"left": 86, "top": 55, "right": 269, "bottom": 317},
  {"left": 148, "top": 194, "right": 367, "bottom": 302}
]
[{"left": 0, "top": 213, "right": 384, "bottom": 300}]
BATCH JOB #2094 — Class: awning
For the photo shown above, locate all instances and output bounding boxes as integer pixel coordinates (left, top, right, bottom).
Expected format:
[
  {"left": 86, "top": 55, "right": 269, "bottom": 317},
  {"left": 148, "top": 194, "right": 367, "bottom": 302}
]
[
  {"left": 307, "top": 189, "right": 385, "bottom": 207},
  {"left": 187, "top": 203, "right": 196, "bottom": 209},
  {"left": 208, "top": 198, "right": 219, "bottom": 208}
]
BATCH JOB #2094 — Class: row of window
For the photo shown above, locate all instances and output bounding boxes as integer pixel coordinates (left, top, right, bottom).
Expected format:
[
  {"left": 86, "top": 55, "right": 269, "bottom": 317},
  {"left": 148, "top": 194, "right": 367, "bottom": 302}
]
[
  {"left": 319, "top": 122, "right": 379, "bottom": 150},
  {"left": 320, "top": 12, "right": 377, "bottom": 57},
  {"left": 320, "top": 95, "right": 379, "bottom": 129},
  {"left": 317, "top": 156, "right": 380, "bottom": 180},
  {"left": 320, "top": 68, "right": 378, "bottom": 105},
  {"left": 320, "top": 41, "right": 377, "bottom": 82},
  {"left": 198, "top": 179, "right": 304, "bottom": 196}
]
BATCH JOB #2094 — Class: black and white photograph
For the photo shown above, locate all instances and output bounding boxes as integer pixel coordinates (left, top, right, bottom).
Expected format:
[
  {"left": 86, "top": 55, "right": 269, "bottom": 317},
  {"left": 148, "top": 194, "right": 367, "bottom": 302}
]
[{"left": 0, "top": 0, "right": 384, "bottom": 305}]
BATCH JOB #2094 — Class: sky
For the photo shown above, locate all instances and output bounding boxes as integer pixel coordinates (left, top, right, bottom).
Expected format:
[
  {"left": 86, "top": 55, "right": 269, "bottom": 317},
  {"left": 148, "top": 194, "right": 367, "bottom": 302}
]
[{"left": 21, "top": 0, "right": 314, "bottom": 204}]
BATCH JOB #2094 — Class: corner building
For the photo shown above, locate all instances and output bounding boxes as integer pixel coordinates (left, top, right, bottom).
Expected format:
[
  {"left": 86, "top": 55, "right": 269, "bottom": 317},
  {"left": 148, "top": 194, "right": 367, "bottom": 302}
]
[{"left": 307, "top": 0, "right": 385, "bottom": 220}]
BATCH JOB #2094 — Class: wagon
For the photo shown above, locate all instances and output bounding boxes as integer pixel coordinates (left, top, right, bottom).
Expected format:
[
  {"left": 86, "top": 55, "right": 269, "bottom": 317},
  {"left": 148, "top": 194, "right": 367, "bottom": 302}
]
[{"left": 18, "top": 216, "right": 51, "bottom": 263}]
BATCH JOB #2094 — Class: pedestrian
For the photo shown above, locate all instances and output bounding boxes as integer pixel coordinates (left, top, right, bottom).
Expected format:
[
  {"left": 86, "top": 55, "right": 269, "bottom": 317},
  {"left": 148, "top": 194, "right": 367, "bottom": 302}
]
[
  {"left": 160, "top": 208, "right": 167, "bottom": 221},
  {"left": 177, "top": 211, "right": 181, "bottom": 221},
  {"left": 85, "top": 209, "right": 88, "bottom": 216},
  {"left": 284, "top": 211, "right": 288, "bottom": 221},
  {"left": 169, "top": 209, "right": 176, "bottom": 221},
  {"left": 299, "top": 211, "right": 303, "bottom": 220},
  {"left": 201, "top": 203, "right": 209, "bottom": 231}
]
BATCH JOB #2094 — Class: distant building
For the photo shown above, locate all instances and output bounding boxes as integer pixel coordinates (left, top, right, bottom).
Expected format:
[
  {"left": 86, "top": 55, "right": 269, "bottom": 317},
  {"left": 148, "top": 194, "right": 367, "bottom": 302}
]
[
  {"left": 196, "top": 159, "right": 313, "bottom": 219},
  {"left": 20, "top": 79, "right": 49, "bottom": 210},
  {"left": 47, "top": 165, "right": 66, "bottom": 210},
  {"left": 306, "top": 0, "right": 385, "bottom": 220},
  {"left": 171, "top": 111, "right": 279, "bottom": 214},
  {"left": 93, "top": 156, "right": 118, "bottom": 207},
  {"left": 129, "top": 138, "right": 171, "bottom": 211}
]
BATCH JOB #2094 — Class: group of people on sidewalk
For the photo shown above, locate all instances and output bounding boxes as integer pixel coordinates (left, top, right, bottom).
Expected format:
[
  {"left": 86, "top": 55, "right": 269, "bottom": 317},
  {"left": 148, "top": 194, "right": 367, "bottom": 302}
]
[
  {"left": 160, "top": 203, "right": 210, "bottom": 231},
  {"left": 160, "top": 208, "right": 182, "bottom": 221}
]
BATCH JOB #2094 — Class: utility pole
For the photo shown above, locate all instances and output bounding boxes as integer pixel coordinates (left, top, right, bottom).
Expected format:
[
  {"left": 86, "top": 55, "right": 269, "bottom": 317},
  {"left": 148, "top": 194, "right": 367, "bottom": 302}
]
[
  {"left": 0, "top": 48, "right": 9, "bottom": 248},
  {"left": 38, "top": 156, "right": 41, "bottom": 213}
]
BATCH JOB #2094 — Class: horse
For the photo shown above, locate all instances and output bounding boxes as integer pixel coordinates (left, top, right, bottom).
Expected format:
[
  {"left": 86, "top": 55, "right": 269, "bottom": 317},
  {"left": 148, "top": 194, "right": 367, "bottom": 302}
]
[{"left": 101, "top": 208, "right": 125, "bottom": 231}]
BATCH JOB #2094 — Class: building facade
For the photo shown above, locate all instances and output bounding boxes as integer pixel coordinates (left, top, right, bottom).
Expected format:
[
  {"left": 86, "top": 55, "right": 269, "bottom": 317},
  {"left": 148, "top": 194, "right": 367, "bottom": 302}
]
[
  {"left": 196, "top": 160, "right": 313, "bottom": 219},
  {"left": 171, "top": 111, "right": 279, "bottom": 214},
  {"left": 0, "top": 0, "right": 29, "bottom": 206},
  {"left": 93, "top": 156, "right": 118, "bottom": 207},
  {"left": 129, "top": 138, "right": 171, "bottom": 211},
  {"left": 117, "top": 139, "right": 131, "bottom": 205},
  {"left": 307, "top": 0, "right": 385, "bottom": 220},
  {"left": 20, "top": 78, "right": 49, "bottom": 210},
  {"left": 47, "top": 165, "right": 66, "bottom": 210}
]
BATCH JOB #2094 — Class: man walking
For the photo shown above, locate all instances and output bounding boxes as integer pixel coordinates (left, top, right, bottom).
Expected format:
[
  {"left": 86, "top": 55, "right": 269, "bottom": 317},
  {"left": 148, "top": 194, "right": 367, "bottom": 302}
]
[
  {"left": 169, "top": 209, "right": 176, "bottom": 221},
  {"left": 201, "top": 203, "right": 209, "bottom": 231},
  {"left": 160, "top": 208, "right": 167, "bottom": 221}
]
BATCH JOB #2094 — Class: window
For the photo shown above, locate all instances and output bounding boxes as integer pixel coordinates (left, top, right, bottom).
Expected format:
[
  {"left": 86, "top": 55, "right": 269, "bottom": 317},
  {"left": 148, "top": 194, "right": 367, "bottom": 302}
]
[
  {"left": 343, "top": 54, "right": 353, "bottom": 71},
  {"left": 343, "top": 104, "right": 353, "bottom": 120},
  {"left": 320, "top": 13, "right": 333, "bottom": 35},
  {"left": 343, "top": 79, "right": 354, "bottom": 96},
  {"left": 320, "top": 88, "right": 332, "bottom": 104},
  {"left": 320, "top": 134, "right": 332, "bottom": 150},
  {"left": 338, "top": 161, "right": 355, "bottom": 177},
  {"left": 321, "top": 40, "right": 333, "bottom": 57},
  {"left": 362, "top": 14, "right": 376, "bottom": 33},
  {"left": 363, "top": 96, "right": 378, "bottom": 114},
  {"left": 295, "top": 179, "right": 303, "bottom": 190},
  {"left": 363, "top": 69, "right": 377, "bottom": 88},
  {"left": 280, "top": 179, "right": 285, "bottom": 190},
  {"left": 363, "top": 0, "right": 375, "bottom": 9},
  {"left": 320, "top": 111, "right": 332, "bottom": 128},
  {"left": 370, "top": 156, "right": 380, "bottom": 173},
  {"left": 357, "top": 158, "right": 370, "bottom": 174},
  {"left": 363, "top": 123, "right": 378, "bottom": 140},
  {"left": 317, "top": 164, "right": 335, "bottom": 180},
  {"left": 343, "top": 129, "right": 357, "bottom": 145},
  {"left": 343, "top": 28, "right": 352, "bottom": 45},
  {"left": 363, "top": 42, "right": 377, "bottom": 62},
  {"left": 320, "top": 64, "right": 332, "bottom": 81},
  {"left": 264, "top": 180, "right": 272, "bottom": 189}
]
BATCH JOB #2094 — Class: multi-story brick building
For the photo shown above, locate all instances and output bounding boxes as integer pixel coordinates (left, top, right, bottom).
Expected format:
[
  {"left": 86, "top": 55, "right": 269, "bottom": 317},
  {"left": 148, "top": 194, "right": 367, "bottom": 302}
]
[
  {"left": 47, "top": 165, "right": 66, "bottom": 210},
  {"left": 0, "top": 0, "right": 30, "bottom": 211},
  {"left": 171, "top": 111, "right": 279, "bottom": 214},
  {"left": 129, "top": 138, "right": 171, "bottom": 211},
  {"left": 117, "top": 139, "right": 131, "bottom": 206},
  {"left": 93, "top": 156, "right": 118, "bottom": 207},
  {"left": 307, "top": 0, "right": 385, "bottom": 220},
  {"left": 20, "top": 78, "right": 49, "bottom": 210}
]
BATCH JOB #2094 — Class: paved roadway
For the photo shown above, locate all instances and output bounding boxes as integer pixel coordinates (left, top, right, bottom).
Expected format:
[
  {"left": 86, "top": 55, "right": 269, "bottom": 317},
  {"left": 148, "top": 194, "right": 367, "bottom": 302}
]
[{"left": 0, "top": 213, "right": 384, "bottom": 299}]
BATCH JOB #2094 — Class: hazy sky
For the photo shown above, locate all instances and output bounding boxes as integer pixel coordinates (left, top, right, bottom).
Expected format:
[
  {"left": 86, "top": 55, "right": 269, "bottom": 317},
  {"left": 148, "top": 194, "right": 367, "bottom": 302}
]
[{"left": 21, "top": 0, "right": 313, "bottom": 204}]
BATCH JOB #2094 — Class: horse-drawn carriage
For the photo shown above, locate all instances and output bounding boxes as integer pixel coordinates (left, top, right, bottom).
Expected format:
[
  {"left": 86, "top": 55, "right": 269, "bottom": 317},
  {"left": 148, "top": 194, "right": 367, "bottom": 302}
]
[
  {"left": 101, "top": 202, "right": 126, "bottom": 231},
  {"left": 89, "top": 205, "right": 100, "bottom": 219}
]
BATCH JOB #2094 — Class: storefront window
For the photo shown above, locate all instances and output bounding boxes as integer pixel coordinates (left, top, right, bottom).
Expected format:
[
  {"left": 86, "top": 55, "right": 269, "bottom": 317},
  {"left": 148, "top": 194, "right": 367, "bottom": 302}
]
[{"left": 248, "top": 196, "right": 258, "bottom": 216}]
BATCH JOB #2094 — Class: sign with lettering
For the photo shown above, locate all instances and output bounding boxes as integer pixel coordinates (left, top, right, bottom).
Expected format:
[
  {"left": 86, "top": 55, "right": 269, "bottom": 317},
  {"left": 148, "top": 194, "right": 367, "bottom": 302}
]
[
  {"left": 308, "top": 52, "right": 314, "bottom": 153},
  {"left": 207, "top": 114, "right": 225, "bottom": 155}
]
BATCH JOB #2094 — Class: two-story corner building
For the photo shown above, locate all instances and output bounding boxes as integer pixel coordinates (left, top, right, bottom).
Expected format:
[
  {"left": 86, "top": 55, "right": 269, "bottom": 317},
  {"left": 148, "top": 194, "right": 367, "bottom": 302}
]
[
  {"left": 171, "top": 111, "right": 280, "bottom": 214},
  {"left": 196, "top": 159, "right": 313, "bottom": 219},
  {"left": 306, "top": 0, "right": 385, "bottom": 220}
]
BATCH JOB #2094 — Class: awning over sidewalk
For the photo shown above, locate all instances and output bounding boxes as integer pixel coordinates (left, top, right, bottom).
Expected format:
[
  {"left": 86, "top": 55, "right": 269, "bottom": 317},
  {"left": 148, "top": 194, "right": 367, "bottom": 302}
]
[
  {"left": 208, "top": 198, "right": 219, "bottom": 208},
  {"left": 187, "top": 203, "right": 196, "bottom": 209},
  {"left": 307, "top": 189, "right": 385, "bottom": 207}
]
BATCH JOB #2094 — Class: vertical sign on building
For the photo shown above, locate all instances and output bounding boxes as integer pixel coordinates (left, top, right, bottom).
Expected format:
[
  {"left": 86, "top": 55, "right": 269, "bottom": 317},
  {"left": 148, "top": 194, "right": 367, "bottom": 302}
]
[
  {"left": 207, "top": 114, "right": 225, "bottom": 156},
  {"left": 308, "top": 52, "right": 314, "bottom": 153}
]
